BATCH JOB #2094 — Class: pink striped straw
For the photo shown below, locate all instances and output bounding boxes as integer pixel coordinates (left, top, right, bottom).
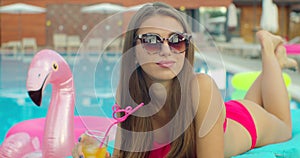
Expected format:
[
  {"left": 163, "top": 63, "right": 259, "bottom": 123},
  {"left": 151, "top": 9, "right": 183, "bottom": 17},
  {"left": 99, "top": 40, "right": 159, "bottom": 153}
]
[{"left": 99, "top": 102, "right": 145, "bottom": 148}]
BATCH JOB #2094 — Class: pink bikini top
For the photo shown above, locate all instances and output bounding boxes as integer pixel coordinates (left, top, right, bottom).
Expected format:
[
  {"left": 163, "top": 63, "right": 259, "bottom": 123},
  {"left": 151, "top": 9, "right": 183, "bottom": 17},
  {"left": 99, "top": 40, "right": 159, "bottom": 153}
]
[{"left": 148, "top": 141, "right": 171, "bottom": 158}]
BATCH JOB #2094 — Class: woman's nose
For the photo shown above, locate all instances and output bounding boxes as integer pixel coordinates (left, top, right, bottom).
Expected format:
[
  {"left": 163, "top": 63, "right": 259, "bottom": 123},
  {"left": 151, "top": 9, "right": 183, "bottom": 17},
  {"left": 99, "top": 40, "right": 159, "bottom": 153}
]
[{"left": 159, "top": 41, "right": 171, "bottom": 56}]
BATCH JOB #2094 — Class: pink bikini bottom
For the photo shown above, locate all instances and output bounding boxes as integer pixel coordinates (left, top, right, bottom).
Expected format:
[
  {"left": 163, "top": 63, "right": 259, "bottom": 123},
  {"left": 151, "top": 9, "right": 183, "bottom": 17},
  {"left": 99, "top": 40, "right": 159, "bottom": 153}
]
[{"left": 224, "top": 100, "right": 257, "bottom": 149}]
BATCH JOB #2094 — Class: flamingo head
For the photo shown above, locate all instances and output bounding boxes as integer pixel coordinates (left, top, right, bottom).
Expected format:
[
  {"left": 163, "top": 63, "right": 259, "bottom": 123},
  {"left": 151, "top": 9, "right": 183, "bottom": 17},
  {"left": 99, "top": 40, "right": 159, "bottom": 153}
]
[{"left": 26, "top": 49, "right": 73, "bottom": 106}]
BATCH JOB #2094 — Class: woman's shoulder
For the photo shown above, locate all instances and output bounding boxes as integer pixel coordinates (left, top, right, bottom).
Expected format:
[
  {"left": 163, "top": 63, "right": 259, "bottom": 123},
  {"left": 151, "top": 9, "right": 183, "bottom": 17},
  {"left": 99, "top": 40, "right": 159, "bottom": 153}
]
[
  {"left": 192, "top": 73, "right": 224, "bottom": 115},
  {"left": 193, "top": 73, "right": 226, "bottom": 137},
  {"left": 195, "top": 73, "right": 213, "bottom": 80},
  {"left": 194, "top": 73, "right": 215, "bottom": 90},
  {"left": 191, "top": 73, "right": 216, "bottom": 108}
]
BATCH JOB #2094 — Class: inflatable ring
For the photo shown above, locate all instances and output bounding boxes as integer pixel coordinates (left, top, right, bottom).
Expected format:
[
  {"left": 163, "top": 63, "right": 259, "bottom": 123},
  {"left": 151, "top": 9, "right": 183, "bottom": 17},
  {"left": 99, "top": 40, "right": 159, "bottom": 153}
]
[{"left": 231, "top": 71, "right": 291, "bottom": 91}]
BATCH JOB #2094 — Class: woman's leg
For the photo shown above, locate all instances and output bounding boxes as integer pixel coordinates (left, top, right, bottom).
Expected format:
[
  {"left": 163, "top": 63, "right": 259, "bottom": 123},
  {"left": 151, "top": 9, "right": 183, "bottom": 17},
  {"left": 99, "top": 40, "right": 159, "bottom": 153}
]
[
  {"left": 244, "top": 32, "right": 298, "bottom": 106},
  {"left": 244, "top": 32, "right": 281, "bottom": 106},
  {"left": 244, "top": 30, "right": 292, "bottom": 128}
]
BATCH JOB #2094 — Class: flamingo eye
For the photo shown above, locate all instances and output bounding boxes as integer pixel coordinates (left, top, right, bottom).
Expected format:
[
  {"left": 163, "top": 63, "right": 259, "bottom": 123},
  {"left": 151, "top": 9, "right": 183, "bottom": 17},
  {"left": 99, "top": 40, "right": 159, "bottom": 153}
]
[{"left": 52, "top": 62, "right": 58, "bottom": 71}]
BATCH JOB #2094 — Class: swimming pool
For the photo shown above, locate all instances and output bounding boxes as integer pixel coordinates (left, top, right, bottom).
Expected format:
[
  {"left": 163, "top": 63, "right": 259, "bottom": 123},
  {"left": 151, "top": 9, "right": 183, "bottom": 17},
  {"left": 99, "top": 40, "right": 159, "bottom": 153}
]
[{"left": 0, "top": 53, "right": 299, "bottom": 144}]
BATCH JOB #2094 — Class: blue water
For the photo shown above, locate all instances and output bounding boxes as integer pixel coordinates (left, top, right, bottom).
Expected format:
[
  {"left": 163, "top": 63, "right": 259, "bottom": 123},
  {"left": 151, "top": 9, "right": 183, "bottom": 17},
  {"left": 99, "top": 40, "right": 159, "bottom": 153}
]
[{"left": 0, "top": 53, "right": 299, "bottom": 144}]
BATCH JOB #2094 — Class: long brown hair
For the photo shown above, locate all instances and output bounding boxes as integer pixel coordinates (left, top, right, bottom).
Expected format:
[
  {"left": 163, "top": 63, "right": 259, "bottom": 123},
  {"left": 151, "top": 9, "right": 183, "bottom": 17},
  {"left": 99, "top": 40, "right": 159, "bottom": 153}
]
[{"left": 119, "top": 2, "right": 197, "bottom": 157}]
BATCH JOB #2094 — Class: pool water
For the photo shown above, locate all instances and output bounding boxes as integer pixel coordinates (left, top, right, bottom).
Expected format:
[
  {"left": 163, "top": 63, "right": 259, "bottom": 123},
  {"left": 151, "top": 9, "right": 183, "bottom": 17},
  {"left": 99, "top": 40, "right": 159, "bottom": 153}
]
[{"left": 0, "top": 54, "right": 299, "bottom": 144}]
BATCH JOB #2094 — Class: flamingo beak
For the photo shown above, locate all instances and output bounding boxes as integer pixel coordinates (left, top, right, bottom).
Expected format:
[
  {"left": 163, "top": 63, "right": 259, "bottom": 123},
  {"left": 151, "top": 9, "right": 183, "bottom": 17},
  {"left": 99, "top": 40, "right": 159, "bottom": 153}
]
[
  {"left": 28, "top": 89, "right": 42, "bottom": 106},
  {"left": 27, "top": 74, "right": 49, "bottom": 107}
]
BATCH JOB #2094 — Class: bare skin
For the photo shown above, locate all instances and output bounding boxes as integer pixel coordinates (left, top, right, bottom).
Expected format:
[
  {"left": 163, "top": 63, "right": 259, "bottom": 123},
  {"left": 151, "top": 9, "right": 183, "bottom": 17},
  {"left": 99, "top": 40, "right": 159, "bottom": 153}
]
[
  {"left": 224, "top": 30, "right": 293, "bottom": 157},
  {"left": 276, "top": 45, "right": 298, "bottom": 71},
  {"left": 263, "top": 31, "right": 298, "bottom": 71},
  {"left": 72, "top": 30, "right": 295, "bottom": 158}
]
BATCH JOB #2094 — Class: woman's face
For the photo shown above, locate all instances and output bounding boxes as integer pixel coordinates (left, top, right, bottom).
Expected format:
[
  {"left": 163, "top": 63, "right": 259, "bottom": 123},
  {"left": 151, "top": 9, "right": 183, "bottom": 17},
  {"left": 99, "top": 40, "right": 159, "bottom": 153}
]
[{"left": 135, "top": 15, "right": 186, "bottom": 83}]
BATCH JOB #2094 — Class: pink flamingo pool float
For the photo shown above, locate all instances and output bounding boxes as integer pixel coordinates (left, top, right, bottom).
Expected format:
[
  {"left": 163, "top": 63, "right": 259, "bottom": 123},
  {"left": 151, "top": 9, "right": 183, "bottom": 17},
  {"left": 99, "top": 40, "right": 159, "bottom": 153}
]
[{"left": 0, "top": 49, "right": 119, "bottom": 157}]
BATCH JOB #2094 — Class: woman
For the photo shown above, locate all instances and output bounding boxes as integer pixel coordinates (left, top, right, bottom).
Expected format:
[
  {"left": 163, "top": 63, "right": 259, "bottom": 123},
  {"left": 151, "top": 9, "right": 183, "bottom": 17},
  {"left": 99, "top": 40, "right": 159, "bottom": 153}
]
[{"left": 73, "top": 2, "right": 297, "bottom": 158}]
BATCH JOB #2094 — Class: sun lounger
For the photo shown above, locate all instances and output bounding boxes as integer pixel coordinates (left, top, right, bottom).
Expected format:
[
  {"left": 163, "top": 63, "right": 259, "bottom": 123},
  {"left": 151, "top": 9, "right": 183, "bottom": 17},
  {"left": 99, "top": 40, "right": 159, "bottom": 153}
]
[
  {"left": 53, "top": 33, "right": 67, "bottom": 53},
  {"left": 0, "top": 41, "right": 22, "bottom": 58},
  {"left": 66, "top": 35, "right": 81, "bottom": 54},
  {"left": 22, "top": 37, "right": 37, "bottom": 55},
  {"left": 85, "top": 38, "right": 103, "bottom": 54}
]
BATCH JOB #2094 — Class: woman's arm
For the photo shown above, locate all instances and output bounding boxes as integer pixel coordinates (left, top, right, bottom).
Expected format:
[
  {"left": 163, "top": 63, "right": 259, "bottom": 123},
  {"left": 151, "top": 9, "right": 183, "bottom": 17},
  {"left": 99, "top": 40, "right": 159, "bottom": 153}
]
[{"left": 194, "top": 74, "right": 226, "bottom": 158}]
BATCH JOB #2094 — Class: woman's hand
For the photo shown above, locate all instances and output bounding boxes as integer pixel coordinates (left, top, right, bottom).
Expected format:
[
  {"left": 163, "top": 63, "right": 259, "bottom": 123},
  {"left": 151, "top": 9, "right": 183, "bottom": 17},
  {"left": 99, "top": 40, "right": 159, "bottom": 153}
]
[
  {"left": 72, "top": 134, "right": 85, "bottom": 158},
  {"left": 71, "top": 134, "right": 111, "bottom": 158}
]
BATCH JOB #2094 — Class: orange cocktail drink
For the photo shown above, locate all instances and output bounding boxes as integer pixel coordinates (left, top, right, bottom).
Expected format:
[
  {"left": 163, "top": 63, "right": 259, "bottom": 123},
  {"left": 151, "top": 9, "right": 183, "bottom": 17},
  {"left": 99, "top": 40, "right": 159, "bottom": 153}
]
[{"left": 82, "top": 130, "right": 109, "bottom": 158}]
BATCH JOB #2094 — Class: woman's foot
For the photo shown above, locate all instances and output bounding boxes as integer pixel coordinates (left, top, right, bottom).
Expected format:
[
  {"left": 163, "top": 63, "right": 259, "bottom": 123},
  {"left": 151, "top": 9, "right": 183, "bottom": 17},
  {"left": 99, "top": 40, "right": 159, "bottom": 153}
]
[
  {"left": 275, "top": 45, "right": 298, "bottom": 71},
  {"left": 256, "top": 30, "right": 281, "bottom": 57},
  {"left": 256, "top": 30, "right": 298, "bottom": 71},
  {"left": 256, "top": 30, "right": 283, "bottom": 52}
]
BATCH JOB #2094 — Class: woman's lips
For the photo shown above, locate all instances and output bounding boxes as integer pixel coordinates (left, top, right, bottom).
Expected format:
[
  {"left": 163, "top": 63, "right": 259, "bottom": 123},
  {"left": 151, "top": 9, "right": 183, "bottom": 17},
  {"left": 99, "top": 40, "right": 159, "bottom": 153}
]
[{"left": 156, "top": 60, "right": 175, "bottom": 68}]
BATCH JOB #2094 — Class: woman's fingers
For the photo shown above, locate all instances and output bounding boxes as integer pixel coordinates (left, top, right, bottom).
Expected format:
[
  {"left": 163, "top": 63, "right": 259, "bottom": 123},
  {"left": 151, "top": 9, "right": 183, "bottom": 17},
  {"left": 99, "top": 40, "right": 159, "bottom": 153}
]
[
  {"left": 72, "top": 134, "right": 86, "bottom": 158},
  {"left": 72, "top": 142, "right": 83, "bottom": 158},
  {"left": 77, "top": 141, "right": 84, "bottom": 158}
]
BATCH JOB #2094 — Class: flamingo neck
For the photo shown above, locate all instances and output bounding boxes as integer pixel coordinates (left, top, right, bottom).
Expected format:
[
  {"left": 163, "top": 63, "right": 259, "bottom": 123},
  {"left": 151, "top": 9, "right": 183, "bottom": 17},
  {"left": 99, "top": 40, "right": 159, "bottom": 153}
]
[
  {"left": 53, "top": 77, "right": 74, "bottom": 92},
  {"left": 43, "top": 76, "right": 75, "bottom": 156}
]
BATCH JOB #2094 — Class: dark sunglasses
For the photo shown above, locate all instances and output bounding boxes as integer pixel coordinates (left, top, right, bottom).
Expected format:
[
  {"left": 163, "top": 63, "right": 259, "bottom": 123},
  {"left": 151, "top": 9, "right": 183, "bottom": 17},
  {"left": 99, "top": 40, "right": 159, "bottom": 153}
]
[{"left": 136, "top": 32, "right": 191, "bottom": 54}]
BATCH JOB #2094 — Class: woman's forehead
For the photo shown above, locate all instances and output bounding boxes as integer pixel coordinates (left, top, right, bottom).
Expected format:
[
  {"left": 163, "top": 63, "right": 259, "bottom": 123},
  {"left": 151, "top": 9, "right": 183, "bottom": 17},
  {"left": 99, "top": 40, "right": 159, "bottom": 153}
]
[{"left": 137, "top": 15, "right": 184, "bottom": 35}]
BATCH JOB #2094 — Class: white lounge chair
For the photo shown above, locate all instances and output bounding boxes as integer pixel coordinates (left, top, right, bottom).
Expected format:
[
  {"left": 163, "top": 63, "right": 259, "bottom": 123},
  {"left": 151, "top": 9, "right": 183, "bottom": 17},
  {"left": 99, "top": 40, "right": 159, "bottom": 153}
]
[
  {"left": 85, "top": 38, "right": 103, "bottom": 54},
  {"left": 0, "top": 41, "right": 22, "bottom": 58},
  {"left": 53, "top": 33, "right": 67, "bottom": 52},
  {"left": 22, "top": 37, "right": 37, "bottom": 54},
  {"left": 66, "top": 35, "right": 81, "bottom": 54}
]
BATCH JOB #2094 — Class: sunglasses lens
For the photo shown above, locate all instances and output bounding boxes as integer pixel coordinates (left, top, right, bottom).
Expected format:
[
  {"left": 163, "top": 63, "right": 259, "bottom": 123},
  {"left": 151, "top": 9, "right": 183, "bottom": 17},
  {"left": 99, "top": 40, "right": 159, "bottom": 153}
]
[
  {"left": 138, "top": 33, "right": 189, "bottom": 54},
  {"left": 141, "top": 34, "right": 161, "bottom": 53},
  {"left": 168, "top": 34, "right": 186, "bottom": 53}
]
